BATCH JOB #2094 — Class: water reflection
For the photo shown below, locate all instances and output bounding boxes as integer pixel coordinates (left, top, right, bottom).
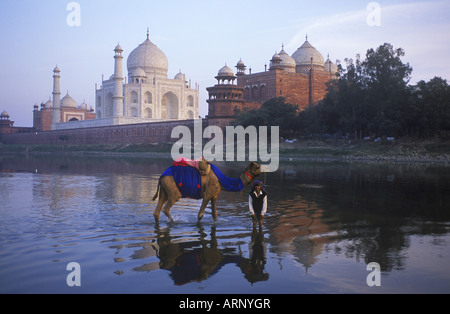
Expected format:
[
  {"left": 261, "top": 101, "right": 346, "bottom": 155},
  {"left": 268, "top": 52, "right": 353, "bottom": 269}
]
[
  {"left": 267, "top": 195, "right": 332, "bottom": 270},
  {"left": 241, "top": 229, "right": 269, "bottom": 283},
  {"left": 108, "top": 224, "right": 269, "bottom": 285},
  {"left": 265, "top": 162, "right": 450, "bottom": 274},
  {"left": 1, "top": 155, "right": 449, "bottom": 293}
]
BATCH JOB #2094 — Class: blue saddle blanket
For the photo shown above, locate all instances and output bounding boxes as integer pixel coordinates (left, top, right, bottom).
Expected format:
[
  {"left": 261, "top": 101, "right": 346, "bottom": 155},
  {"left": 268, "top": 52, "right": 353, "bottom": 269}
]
[
  {"left": 210, "top": 164, "right": 244, "bottom": 192},
  {"left": 160, "top": 164, "right": 245, "bottom": 199},
  {"left": 161, "top": 166, "right": 202, "bottom": 199}
]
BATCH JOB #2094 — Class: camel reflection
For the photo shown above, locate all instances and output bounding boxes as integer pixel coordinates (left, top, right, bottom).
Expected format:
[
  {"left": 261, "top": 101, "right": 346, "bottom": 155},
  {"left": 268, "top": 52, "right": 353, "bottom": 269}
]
[{"left": 130, "top": 224, "right": 269, "bottom": 285}]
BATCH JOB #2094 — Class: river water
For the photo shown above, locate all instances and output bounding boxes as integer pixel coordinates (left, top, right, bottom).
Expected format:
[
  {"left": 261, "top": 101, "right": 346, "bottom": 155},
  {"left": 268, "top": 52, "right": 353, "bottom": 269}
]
[{"left": 0, "top": 155, "right": 449, "bottom": 294}]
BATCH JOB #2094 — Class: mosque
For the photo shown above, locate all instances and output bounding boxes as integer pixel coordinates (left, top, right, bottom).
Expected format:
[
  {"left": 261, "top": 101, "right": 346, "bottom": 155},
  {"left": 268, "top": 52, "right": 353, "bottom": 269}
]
[
  {"left": 32, "top": 30, "right": 200, "bottom": 131},
  {"left": 206, "top": 36, "right": 339, "bottom": 127},
  {"left": 32, "top": 85, "right": 96, "bottom": 132}
]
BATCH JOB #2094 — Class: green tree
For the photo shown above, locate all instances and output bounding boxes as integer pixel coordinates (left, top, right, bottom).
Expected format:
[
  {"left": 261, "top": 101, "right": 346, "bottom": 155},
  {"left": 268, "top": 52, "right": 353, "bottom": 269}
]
[
  {"left": 411, "top": 77, "right": 450, "bottom": 137},
  {"left": 362, "top": 43, "right": 413, "bottom": 137},
  {"left": 299, "top": 43, "right": 414, "bottom": 139},
  {"left": 231, "top": 97, "right": 299, "bottom": 138}
]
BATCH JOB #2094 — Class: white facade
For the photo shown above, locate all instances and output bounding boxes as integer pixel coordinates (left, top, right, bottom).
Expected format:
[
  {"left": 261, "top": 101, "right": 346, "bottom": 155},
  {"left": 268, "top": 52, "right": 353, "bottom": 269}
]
[{"left": 95, "top": 32, "right": 199, "bottom": 123}]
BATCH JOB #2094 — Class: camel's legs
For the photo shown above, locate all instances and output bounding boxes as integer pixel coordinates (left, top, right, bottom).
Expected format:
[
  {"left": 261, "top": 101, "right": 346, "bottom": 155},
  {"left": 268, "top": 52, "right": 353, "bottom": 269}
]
[
  {"left": 197, "top": 198, "right": 211, "bottom": 221},
  {"left": 210, "top": 197, "right": 218, "bottom": 221},
  {"left": 153, "top": 188, "right": 168, "bottom": 222},
  {"left": 162, "top": 194, "right": 180, "bottom": 222}
]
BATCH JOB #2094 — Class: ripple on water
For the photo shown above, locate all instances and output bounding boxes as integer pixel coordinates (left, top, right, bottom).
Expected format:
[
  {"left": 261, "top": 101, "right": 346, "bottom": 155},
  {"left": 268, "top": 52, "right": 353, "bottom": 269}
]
[{"left": 1, "top": 159, "right": 450, "bottom": 293}]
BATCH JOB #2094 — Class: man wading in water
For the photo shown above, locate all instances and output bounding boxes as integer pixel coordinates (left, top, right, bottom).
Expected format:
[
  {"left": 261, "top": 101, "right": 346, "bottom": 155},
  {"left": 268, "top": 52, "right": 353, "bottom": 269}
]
[{"left": 249, "top": 180, "right": 267, "bottom": 230}]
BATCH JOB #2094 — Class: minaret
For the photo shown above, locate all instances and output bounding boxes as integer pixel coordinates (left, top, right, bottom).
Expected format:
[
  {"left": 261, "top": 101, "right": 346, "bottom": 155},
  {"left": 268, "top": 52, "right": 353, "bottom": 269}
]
[
  {"left": 236, "top": 59, "right": 246, "bottom": 77},
  {"left": 112, "top": 43, "right": 124, "bottom": 118},
  {"left": 51, "top": 65, "right": 61, "bottom": 130},
  {"left": 206, "top": 64, "right": 244, "bottom": 129}
]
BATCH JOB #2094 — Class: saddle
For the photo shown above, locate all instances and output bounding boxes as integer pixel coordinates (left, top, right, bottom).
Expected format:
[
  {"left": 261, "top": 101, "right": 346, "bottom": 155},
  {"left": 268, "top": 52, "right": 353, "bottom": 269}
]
[
  {"left": 172, "top": 157, "right": 211, "bottom": 176},
  {"left": 160, "top": 158, "right": 244, "bottom": 199}
]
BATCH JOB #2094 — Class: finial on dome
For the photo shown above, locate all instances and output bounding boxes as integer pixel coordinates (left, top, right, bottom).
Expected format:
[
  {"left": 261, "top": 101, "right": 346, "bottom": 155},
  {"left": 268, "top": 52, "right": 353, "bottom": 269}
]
[
  {"left": 306, "top": 34, "right": 308, "bottom": 41},
  {"left": 147, "top": 28, "right": 149, "bottom": 40}
]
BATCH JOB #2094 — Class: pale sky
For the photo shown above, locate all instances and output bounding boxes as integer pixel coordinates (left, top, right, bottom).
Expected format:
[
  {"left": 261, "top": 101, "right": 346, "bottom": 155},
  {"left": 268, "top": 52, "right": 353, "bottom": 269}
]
[{"left": 1, "top": 0, "right": 449, "bottom": 127}]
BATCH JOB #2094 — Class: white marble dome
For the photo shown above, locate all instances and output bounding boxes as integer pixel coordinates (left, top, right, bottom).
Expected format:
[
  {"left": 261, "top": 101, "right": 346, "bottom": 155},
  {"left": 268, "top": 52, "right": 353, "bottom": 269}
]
[
  {"left": 291, "top": 38, "right": 325, "bottom": 72},
  {"left": 279, "top": 47, "right": 296, "bottom": 72},
  {"left": 174, "top": 71, "right": 186, "bottom": 81},
  {"left": 218, "top": 64, "right": 234, "bottom": 77},
  {"left": 127, "top": 35, "right": 168, "bottom": 79},
  {"left": 132, "top": 67, "right": 147, "bottom": 77},
  {"left": 61, "top": 92, "right": 77, "bottom": 108}
]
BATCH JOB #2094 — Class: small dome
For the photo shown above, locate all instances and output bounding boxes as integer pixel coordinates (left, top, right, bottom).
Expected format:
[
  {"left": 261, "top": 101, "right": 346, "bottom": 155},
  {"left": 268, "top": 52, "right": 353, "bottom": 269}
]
[
  {"left": 78, "top": 100, "right": 89, "bottom": 110},
  {"left": 53, "top": 65, "right": 60, "bottom": 73},
  {"left": 61, "top": 92, "right": 77, "bottom": 108},
  {"left": 45, "top": 98, "right": 53, "bottom": 109},
  {"left": 174, "top": 71, "right": 186, "bottom": 81},
  {"left": 324, "top": 55, "right": 339, "bottom": 75},
  {"left": 236, "top": 59, "right": 245, "bottom": 67},
  {"left": 114, "top": 43, "right": 123, "bottom": 52},
  {"left": 291, "top": 37, "right": 325, "bottom": 71},
  {"left": 270, "top": 52, "right": 282, "bottom": 70},
  {"left": 1, "top": 111, "right": 10, "bottom": 118},
  {"left": 271, "top": 52, "right": 281, "bottom": 61},
  {"left": 279, "top": 47, "right": 296, "bottom": 72},
  {"left": 218, "top": 64, "right": 234, "bottom": 77},
  {"left": 132, "top": 67, "right": 147, "bottom": 78}
]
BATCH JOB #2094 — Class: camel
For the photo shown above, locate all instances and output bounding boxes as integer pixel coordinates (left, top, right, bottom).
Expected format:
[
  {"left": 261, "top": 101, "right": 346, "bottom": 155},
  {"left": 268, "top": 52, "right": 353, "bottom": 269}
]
[{"left": 152, "top": 161, "right": 261, "bottom": 222}]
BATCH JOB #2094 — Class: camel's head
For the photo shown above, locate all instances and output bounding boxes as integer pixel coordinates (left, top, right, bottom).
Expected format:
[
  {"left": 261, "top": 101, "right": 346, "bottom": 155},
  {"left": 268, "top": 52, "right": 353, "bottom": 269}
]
[
  {"left": 198, "top": 158, "right": 211, "bottom": 176},
  {"left": 241, "top": 161, "right": 261, "bottom": 185}
]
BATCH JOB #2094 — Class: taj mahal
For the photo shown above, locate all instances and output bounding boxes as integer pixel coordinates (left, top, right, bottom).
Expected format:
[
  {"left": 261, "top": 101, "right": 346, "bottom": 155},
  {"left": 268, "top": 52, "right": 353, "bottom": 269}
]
[{"left": 36, "top": 30, "right": 200, "bottom": 131}]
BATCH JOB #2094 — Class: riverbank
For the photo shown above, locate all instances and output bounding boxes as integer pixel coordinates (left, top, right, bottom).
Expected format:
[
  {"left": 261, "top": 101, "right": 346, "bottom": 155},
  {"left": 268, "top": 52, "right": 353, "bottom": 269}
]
[
  {"left": 279, "top": 138, "right": 450, "bottom": 164},
  {"left": 1, "top": 138, "right": 449, "bottom": 165}
]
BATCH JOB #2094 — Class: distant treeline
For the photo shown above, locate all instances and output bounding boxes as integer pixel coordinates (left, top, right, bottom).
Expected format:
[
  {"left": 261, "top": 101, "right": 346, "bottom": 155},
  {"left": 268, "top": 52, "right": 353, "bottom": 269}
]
[{"left": 232, "top": 43, "right": 450, "bottom": 140}]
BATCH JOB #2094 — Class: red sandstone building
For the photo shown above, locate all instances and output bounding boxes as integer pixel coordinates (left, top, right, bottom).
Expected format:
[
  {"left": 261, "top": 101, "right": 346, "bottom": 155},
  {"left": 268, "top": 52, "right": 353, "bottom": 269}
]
[
  {"left": 0, "top": 111, "right": 34, "bottom": 135},
  {"left": 33, "top": 93, "right": 96, "bottom": 131},
  {"left": 0, "top": 93, "right": 95, "bottom": 139},
  {"left": 206, "top": 37, "right": 339, "bottom": 127}
]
